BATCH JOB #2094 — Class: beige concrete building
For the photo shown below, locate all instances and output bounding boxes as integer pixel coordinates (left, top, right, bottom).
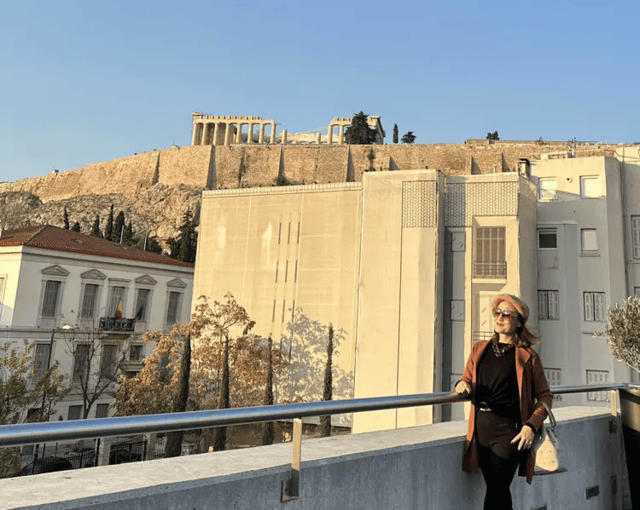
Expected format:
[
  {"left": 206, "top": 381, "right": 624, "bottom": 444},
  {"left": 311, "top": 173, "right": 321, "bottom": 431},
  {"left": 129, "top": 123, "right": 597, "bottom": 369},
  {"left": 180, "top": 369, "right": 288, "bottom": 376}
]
[{"left": 194, "top": 170, "right": 540, "bottom": 432}]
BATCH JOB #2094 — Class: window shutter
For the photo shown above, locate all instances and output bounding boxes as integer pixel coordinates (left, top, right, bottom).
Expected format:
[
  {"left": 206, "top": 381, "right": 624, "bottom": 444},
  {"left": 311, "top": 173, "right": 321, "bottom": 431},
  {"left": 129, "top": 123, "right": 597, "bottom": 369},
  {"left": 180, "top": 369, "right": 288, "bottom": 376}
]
[
  {"left": 549, "top": 291, "right": 559, "bottom": 319},
  {"left": 584, "top": 293, "right": 594, "bottom": 321}
]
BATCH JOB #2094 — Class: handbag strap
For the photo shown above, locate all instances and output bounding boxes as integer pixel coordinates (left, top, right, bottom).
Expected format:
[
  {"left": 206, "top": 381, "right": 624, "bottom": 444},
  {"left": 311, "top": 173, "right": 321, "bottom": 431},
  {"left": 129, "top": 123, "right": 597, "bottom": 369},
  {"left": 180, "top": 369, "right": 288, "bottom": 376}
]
[{"left": 539, "top": 401, "right": 556, "bottom": 429}]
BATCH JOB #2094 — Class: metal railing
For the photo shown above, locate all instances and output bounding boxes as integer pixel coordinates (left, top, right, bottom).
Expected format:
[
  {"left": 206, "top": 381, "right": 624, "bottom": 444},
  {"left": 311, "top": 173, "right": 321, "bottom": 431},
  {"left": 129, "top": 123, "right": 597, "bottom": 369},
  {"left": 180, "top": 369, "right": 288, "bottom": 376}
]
[{"left": 0, "top": 382, "right": 638, "bottom": 500}]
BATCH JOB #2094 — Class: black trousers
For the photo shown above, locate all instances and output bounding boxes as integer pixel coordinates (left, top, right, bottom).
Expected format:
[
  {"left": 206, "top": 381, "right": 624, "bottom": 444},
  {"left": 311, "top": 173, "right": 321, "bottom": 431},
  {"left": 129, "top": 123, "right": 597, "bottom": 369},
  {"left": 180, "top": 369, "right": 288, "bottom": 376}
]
[{"left": 476, "top": 410, "right": 524, "bottom": 510}]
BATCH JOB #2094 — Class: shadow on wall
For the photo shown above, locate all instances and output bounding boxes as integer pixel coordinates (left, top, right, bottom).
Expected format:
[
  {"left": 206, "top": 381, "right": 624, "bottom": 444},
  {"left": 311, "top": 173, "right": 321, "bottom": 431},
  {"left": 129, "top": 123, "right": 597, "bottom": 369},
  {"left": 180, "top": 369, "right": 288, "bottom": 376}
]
[{"left": 276, "top": 309, "right": 354, "bottom": 426}]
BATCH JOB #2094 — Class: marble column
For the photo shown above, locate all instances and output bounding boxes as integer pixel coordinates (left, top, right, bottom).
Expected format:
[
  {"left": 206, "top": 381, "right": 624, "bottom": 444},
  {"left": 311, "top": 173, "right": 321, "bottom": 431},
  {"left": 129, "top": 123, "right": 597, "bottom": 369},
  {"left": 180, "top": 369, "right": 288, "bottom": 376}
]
[
  {"left": 191, "top": 123, "right": 199, "bottom": 146},
  {"left": 271, "top": 122, "right": 276, "bottom": 143},
  {"left": 282, "top": 130, "right": 287, "bottom": 145},
  {"left": 316, "top": 132, "right": 322, "bottom": 144},
  {"left": 224, "top": 124, "right": 231, "bottom": 146},
  {"left": 328, "top": 125, "right": 333, "bottom": 145},
  {"left": 213, "top": 123, "right": 220, "bottom": 146},
  {"left": 338, "top": 126, "right": 344, "bottom": 145},
  {"left": 248, "top": 123, "right": 253, "bottom": 144},
  {"left": 259, "top": 123, "right": 265, "bottom": 144},
  {"left": 236, "top": 124, "right": 243, "bottom": 144}
]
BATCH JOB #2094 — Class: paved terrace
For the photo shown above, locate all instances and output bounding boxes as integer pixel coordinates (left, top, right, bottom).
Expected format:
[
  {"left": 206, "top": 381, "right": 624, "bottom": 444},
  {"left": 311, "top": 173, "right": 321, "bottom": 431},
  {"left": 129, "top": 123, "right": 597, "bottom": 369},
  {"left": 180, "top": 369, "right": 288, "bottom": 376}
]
[{"left": 0, "top": 406, "right": 629, "bottom": 510}]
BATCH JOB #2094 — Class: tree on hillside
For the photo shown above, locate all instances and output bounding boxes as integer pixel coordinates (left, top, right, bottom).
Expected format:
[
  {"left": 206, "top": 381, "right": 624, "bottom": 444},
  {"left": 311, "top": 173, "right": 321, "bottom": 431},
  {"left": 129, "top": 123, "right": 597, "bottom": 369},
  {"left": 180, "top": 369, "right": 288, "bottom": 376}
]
[
  {"left": 169, "top": 209, "right": 198, "bottom": 263},
  {"left": 63, "top": 326, "right": 129, "bottom": 419},
  {"left": 344, "top": 111, "right": 377, "bottom": 145},
  {"left": 122, "top": 221, "right": 133, "bottom": 245},
  {"left": 319, "top": 323, "right": 334, "bottom": 438},
  {"left": 600, "top": 297, "right": 640, "bottom": 372},
  {"left": 0, "top": 341, "right": 68, "bottom": 477},
  {"left": 165, "top": 334, "right": 191, "bottom": 458},
  {"left": 71, "top": 221, "right": 81, "bottom": 232},
  {"left": 486, "top": 131, "right": 500, "bottom": 141},
  {"left": 114, "top": 211, "right": 126, "bottom": 244},
  {"left": 104, "top": 204, "right": 115, "bottom": 242},
  {"left": 401, "top": 131, "right": 416, "bottom": 144},
  {"left": 393, "top": 124, "right": 399, "bottom": 144},
  {"left": 90, "top": 215, "right": 102, "bottom": 238},
  {"left": 63, "top": 207, "right": 70, "bottom": 230}
]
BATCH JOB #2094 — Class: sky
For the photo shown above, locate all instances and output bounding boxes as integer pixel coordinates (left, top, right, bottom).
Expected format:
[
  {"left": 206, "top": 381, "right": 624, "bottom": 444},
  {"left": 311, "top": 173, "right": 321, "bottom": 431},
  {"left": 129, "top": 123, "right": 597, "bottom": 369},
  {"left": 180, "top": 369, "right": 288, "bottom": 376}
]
[{"left": 2, "top": 0, "right": 640, "bottom": 183}]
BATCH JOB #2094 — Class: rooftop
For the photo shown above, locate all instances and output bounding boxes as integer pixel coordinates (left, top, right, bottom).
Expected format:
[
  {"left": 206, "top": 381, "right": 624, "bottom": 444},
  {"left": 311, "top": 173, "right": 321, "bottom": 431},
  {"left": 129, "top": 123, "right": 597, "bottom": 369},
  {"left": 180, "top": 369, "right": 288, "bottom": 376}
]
[{"left": 0, "top": 225, "right": 193, "bottom": 268}]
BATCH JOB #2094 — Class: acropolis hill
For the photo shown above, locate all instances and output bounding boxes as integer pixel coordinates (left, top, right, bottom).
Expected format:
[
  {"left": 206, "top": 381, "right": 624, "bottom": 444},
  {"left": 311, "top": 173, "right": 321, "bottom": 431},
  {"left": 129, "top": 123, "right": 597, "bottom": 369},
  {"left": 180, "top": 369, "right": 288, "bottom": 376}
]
[{"left": 0, "top": 113, "right": 626, "bottom": 244}]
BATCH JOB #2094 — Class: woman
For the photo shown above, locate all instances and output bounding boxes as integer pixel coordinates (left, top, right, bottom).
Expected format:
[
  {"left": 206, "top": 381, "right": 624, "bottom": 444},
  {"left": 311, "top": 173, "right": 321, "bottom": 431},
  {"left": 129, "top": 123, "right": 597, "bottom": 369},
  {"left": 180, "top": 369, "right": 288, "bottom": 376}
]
[{"left": 455, "top": 294, "right": 552, "bottom": 510}]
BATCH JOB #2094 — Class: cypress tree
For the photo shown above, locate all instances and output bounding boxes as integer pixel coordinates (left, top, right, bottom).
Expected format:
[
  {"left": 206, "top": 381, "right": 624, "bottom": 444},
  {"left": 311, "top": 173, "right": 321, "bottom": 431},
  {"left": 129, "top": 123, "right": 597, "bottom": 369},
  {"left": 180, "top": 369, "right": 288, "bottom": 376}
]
[
  {"left": 114, "top": 211, "right": 126, "bottom": 243},
  {"left": 63, "top": 207, "right": 70, "bottom": 229},
  {"left": 71, "top": 222, "right": 81, "bottom": 232},
  {"left": 319, "top": 324, "right": 334, "bottom": 438},
  {"left": 165, "top": 334, "right": 191, "bottom": 458},
  {"left": 104, "top": 204, "right": 115, "bottom": 241},
  {"left": 123, "top": 221, "right": 133, "bottom": 245},
  {"left": 213, "top": 334, "right": 230, "bottom": 451},
  {"left": 90, "top": 215, "right": 101, "bottom": 238},
  {"left": 393, "top": 124, "right": 399, "bottom": 144},
  {"left": 261, "top": 336, "right": 275, "bottom": 445}
]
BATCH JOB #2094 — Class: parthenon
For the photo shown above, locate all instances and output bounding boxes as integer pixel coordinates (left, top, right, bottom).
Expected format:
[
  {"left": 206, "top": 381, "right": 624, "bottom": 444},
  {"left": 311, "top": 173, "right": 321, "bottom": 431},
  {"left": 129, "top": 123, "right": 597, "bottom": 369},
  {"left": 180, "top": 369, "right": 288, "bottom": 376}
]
[{"left": 191, "top": 113, "right": 386, "bottom": 146}]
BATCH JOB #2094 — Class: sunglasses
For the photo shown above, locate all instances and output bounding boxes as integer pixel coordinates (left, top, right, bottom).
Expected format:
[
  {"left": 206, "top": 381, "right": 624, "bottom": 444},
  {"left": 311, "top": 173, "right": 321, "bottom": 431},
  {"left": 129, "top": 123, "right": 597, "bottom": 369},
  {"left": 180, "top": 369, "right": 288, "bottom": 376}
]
[{"left": 492, "top": 308, "right": 519, "bottom": 320}]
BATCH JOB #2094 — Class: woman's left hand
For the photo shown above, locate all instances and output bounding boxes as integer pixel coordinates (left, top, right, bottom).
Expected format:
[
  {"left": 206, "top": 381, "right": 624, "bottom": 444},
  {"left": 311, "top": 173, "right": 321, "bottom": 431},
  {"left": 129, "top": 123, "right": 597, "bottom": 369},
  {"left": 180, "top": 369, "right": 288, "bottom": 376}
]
[{"left": 511, "top": 425, "right": 535, "bottom": 451}]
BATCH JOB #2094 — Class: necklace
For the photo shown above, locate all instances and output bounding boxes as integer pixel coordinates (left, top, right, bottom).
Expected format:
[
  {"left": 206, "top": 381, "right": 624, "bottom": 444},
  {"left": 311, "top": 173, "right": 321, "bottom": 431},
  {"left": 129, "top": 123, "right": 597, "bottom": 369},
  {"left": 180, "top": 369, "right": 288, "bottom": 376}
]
[{"left": 492, "top": 338, "right": 514, "bottom": 357}]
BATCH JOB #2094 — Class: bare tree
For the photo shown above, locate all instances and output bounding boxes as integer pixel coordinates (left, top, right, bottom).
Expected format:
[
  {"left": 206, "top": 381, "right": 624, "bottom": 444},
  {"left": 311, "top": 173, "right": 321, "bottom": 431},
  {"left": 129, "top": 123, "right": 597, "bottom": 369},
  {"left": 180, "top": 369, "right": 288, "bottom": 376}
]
[{"left": 63, "top": 326, "right": 130, "bottom": 419}]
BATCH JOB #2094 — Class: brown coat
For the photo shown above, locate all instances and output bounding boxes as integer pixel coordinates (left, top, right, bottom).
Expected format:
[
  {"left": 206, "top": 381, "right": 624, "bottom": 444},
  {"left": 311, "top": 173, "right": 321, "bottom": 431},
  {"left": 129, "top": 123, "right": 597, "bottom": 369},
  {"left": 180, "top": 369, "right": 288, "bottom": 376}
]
[{"left": 461, "top": 340, "right": 552, "bottom": 484}]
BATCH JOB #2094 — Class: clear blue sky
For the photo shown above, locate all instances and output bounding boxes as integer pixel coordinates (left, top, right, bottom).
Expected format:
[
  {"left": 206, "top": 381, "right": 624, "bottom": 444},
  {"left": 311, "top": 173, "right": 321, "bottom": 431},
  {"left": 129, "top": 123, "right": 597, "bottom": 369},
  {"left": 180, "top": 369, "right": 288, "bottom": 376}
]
[{"left": 2, "top": 0, "right": 640, "bottom": 182}]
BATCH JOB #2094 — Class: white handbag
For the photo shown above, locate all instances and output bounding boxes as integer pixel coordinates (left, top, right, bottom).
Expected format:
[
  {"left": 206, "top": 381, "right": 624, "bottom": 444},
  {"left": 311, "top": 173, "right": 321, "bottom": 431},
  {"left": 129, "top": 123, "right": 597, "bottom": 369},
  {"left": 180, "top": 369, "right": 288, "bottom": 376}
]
[{"left": 533, "top": 402, "right": 565, "bottom": 474}]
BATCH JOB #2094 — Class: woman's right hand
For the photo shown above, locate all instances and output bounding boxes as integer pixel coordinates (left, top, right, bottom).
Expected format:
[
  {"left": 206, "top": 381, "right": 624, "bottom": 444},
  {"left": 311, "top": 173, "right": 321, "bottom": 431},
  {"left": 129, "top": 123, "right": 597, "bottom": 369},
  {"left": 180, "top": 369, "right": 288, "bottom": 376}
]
[{"left": 455, "top": 380, "right": 471, "bottom": 395}]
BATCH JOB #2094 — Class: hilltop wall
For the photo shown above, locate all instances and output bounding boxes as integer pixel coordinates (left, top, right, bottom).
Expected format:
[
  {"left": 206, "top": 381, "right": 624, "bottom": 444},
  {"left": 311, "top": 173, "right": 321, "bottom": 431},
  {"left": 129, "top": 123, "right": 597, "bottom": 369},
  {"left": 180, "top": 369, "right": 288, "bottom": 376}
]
[{"left": 1, "top": 142, "right": 619, "bottom": 203}]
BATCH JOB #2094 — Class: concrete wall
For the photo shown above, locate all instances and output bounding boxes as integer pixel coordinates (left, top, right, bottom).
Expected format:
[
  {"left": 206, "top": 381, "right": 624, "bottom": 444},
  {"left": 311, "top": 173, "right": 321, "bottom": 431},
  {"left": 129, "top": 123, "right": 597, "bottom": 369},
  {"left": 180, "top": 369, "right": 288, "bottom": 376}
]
[{"left": 0, "top": 407, "right": 626, "bottom": 510}]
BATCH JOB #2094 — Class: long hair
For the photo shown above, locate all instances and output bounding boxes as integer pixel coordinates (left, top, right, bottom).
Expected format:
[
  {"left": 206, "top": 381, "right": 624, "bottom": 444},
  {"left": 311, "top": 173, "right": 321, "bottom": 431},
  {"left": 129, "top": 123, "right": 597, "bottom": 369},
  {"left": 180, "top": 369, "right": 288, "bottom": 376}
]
[{"left": 492, "top": 321, "right": 539, "bottom": 348}]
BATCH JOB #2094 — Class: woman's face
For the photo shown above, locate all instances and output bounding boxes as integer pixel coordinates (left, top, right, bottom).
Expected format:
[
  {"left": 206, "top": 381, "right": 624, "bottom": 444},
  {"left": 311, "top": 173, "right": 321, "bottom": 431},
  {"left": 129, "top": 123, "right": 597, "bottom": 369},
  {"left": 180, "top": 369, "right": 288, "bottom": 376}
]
[{"left": 493, "top": 302, "right": 521, "bottom": 336}]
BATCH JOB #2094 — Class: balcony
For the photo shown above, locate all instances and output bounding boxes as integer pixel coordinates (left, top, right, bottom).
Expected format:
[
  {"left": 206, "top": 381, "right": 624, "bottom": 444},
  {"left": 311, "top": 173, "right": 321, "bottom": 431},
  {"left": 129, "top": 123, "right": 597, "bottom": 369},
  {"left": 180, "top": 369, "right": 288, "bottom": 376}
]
[
  {"left": 1, "top": 384, "right": 638, "bottom": 509},
  {"left": 473, "top": 261, "right": 507, "bottom": 279},
  {"left": 99, "top": 317, "right": 135, "bottom": 332}
]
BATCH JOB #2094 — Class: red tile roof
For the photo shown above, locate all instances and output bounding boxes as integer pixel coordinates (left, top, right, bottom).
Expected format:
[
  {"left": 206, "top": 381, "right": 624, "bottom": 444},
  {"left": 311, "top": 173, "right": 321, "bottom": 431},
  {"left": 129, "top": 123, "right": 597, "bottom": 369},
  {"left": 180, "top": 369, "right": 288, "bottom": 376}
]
[{"left": 0, "top": 226, "right": 193, "bottom": 268}]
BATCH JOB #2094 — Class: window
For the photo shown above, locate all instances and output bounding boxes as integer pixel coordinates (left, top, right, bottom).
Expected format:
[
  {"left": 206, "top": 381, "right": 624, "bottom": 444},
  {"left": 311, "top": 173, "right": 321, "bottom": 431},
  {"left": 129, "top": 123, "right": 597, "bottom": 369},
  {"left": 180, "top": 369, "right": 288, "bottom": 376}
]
[
  {"left": 580, "top": 176, "right": 601, "bottom": 198},
  {"left": 166, "top": 291, "right": 181, "bottom": 325},
  {"left": 581, "top": 229, "right": 598, "bottom": 253},
  {"left": 538, "top": 178, "right": 557, "bottom": 200},
  {"left": 584, "top": 292, "right": 606, "bottom": 321},
  {"left": 544, "top": 368, "right": 562, "bottom": 400},
  {"left": 538, "top": 228, "right": 557, "bottom": 249},
  {"left": 100, "top": 344, "right": 118, "bottom": 379},
  {"left": 73, "top": 344, "right": 90, "bottom": 381},
  {"left": 586, "top": 370, "right": 610, "bottom": 401},
  {"left": 632, "top": 217, "right": 640, "bottom": 258},
  {"left": 95, "top": 403, "right": 109, "bottom": 419},
  {"left": 129, "top": 344, "right": 143, "bottom": 362},
  {"left": 80, "top": 284, "right": 99, "bottom": 319},
  {"left": 134, "top": 288, "right": 150, "bottom": 321},
  {"left": 107, "top": 286, "right": 126, "bottom": 317},
  {"left": 33, "top": 344, "right": 52, "bottom": 379},
  {"left": 538, "top": 291, "right": 559, "bottom": 320},
  {"left": 67, "top": 405, "right": 82, "bottom": 420},
  {"left": 41, "top": 280, "right": 61, "bottom": 317},
  {"left": 474, "top": 227, "right": 506, "bottom": 278}
]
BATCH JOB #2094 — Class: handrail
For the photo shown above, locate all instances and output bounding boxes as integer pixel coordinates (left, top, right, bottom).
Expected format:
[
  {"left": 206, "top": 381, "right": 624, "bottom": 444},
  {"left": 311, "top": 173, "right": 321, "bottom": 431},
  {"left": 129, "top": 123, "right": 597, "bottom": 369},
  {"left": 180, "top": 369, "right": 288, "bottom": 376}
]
[{"left": 0, "top": 382, "right": 637, "bottom": 448}]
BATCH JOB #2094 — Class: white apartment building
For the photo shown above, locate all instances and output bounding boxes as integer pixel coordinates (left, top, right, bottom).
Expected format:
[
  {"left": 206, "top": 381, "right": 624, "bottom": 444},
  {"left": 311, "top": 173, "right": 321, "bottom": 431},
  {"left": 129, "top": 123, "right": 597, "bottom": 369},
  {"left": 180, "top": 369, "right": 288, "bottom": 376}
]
[{"left": 0, "top": 225, "right": 194, "bottom": 421}]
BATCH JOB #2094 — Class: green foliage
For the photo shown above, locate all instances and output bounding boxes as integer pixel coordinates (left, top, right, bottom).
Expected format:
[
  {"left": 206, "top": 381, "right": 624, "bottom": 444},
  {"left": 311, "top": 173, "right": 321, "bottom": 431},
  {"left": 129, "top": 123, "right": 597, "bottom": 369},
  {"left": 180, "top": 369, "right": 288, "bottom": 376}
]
[
  {"left": 169, "top": 209, "right": 198, "bottom": 263},
  {"left": 113, "top": 211, "right": 126, "bottom": 243},
  {"left": 344, "top": 111, "right": 377, "bottom": 145},
  {"left": 601, "top": 297, "right": 640, "bottom": 372},
  {"left": 71, "top": 221, "right": 81, "bottom": 232},
  {"left": 165, "top": 334, "right": 191, "bottom": 458},
  {"left": 63, "top": 207, "right": 70, "bottom": 230},
  {"left": 104, "top": 204, "right": 115, "bottom": 242},
  {"left": 122, "top": 221, "right": 133, "bottom": 245},
  {"left": 486, "top": 131, "right": 500, "bottom": 141},
  {"left": 90, "top": 214, "right": 102, "bottom": 238},
  {"left": 401, "top": 131, "right": 416, "bottom": 144},
  {"left": 393, "top": 124, "right": 399, "bottom": 144},
  {"left": 319, "top": 324, "right": 334, "bottom": 438}
]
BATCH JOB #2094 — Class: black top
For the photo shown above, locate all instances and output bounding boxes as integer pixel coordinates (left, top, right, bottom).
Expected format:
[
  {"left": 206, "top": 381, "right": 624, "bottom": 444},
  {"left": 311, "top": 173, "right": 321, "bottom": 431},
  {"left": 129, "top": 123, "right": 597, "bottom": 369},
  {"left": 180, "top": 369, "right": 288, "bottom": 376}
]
[{"left": 475, "top": 343, "right": 521, "bottom": 424}]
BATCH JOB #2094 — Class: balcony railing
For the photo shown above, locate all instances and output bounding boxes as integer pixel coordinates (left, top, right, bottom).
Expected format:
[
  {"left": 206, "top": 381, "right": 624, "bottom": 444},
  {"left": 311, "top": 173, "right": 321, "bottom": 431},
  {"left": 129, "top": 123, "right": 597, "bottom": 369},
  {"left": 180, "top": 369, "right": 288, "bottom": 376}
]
[
  {"left": 1, "top": 383, "right": 638, "bottom": 502},
  {"left": 473, "top": 261, "right": 507, "bottom": 278},
  {"left": 99, "top": 317, "right": 135, "bottom": 332}
]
